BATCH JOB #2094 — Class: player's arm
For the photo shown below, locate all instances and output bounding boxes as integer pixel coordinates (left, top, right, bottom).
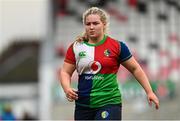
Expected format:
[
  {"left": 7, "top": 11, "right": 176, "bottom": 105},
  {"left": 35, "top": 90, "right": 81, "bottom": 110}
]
[
  {"left": 119, "top": 41, "right": 159, "bottom": 109},
  {"left": 121, "top": 57, "right": 159, "bottom": 109},
  {"left": 60, "top": 62, "right": 78, "bottom": 102},
  {"left": 60, "top": 42, "right": 78, "bottom": 102}
]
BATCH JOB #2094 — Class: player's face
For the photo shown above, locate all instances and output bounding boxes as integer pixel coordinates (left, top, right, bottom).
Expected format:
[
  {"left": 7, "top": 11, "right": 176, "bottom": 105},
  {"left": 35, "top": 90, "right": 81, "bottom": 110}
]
[{"left": 85, "top": 14, "right": 105, "bottom": 40}]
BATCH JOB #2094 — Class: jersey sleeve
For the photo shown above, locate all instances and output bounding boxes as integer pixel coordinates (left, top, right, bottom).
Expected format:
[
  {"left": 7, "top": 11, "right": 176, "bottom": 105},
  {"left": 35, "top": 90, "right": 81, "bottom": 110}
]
[
  {"left": 64, "top": 43, "right": 76, "bottom": 64},
  {"left": 119, "top": 41, "right": 132, "bottom": 63}
]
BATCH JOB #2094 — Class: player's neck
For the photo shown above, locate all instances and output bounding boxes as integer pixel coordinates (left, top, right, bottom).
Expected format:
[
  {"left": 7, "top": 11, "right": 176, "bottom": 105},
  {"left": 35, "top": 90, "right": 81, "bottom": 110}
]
[{"left": 88, "top": 34, "right": 104, "bottom": 44}]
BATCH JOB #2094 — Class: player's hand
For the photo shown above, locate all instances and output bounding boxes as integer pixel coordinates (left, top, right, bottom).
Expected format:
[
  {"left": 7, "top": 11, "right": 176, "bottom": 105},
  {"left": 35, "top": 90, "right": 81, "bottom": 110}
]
[
  {"left": 65, "top": 88, "right": 78, "bottom": 102},
  {"left": 147, "top": 91, "right": 159, "bottom": 109}
]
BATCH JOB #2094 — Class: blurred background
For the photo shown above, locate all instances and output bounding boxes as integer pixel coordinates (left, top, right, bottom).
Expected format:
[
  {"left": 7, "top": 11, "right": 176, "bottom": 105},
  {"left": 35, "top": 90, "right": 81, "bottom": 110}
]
[{"left": 0, "top": 0, "right": 180, "bottom": 120}]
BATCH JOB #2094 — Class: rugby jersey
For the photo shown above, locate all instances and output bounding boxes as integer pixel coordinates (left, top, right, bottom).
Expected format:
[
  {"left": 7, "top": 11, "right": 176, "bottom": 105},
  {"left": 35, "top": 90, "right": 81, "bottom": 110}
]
[{"left": 65, "top": 35, "right": 132, "bottom": 108}]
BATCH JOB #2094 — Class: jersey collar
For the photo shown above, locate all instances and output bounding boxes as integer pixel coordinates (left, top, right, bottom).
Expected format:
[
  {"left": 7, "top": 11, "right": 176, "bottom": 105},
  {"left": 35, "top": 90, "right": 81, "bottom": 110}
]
[{"left": 84, "top": 35, "right": 107, "bottom": 46}]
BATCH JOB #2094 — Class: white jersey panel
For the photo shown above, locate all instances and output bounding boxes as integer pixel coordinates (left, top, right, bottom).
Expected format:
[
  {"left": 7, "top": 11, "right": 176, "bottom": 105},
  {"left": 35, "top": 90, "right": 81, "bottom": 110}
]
[{"left": 73, "top": 42, "right": 95, "bottom": 75}]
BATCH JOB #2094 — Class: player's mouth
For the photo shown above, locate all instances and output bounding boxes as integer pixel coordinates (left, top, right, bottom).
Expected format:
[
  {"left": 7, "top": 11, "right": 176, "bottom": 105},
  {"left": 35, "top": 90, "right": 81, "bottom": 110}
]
[{"left": 89, "top": 31, "right": 95, "bottom": 34}]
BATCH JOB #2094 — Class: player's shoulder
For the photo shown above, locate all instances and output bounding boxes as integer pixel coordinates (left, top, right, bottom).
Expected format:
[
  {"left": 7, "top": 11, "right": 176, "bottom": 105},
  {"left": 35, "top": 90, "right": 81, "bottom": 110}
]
[
  {"left": 67, "top": 41, "right": 82, "bottom": 48},
  {"left": 106, "top": 36, "right": 121, "bottom": 44},
  {"left": 106, "top": 36, "right": 122, "bottom": 47},
  {"left": 108, "top": 36, "right": 129, "bottom": 46}
]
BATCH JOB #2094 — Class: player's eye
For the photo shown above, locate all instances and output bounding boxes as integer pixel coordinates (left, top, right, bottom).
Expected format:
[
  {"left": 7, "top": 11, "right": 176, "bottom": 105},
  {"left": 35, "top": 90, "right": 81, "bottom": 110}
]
[
  {"left": 93, "top": 22, "right": 99, "bottom": 25},
  {"left": 85, "top": 22, "right": 91, "bottom": 26}
]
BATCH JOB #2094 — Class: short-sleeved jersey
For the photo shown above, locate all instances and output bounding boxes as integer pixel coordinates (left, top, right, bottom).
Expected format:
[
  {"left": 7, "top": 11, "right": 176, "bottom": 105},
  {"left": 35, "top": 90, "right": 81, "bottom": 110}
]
[{"left": 65, "top": 35, "right": 132, "bottom": 108}]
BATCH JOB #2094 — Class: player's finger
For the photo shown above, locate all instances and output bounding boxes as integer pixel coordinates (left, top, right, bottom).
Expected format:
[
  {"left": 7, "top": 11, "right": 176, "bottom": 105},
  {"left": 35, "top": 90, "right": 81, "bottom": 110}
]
[
  {"left": 148, "top": 99, "right": 152, "bottom": 107},
  {"left": 68, "top": 94, "right": 78, "bottom": 100},
  {"left": 150, "top": 98, "right": 159, "bottom": 110},
  {"left": 68, "top": 90, "right": 78, "bottom": 100},
  {"left": 72, "top": 89, "right": 78, "bottom": 94},
  {"left": 67, "top": 97, "right": 74, "bottom": 102},
  {"left": 154, "top": 99, "right": 159, "bottom": 110}
]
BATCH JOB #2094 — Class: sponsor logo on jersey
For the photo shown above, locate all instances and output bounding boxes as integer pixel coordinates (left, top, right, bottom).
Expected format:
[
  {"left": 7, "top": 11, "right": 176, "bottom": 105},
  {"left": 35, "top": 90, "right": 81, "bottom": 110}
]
[
  {"left": 85, "top": 75, "right": 104, "bottom": 80},
  {"left": 104, "top": 49, "right": 111, "bottom": 57},
  {"left": 79, "top": 51, "right": 86, "bottom": 58},
  {"left": 88, "top": 61, "right": 101, "bottom": 74}
]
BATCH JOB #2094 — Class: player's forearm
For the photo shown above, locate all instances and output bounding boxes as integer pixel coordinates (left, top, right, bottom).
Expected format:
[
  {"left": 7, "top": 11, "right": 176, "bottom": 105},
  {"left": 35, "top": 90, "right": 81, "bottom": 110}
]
[
  {"left": 132, "top": 67, "right": 153, "bottom": 94},
  {"left": 60, "top": 69, "right": 72, "bottom": 93}
]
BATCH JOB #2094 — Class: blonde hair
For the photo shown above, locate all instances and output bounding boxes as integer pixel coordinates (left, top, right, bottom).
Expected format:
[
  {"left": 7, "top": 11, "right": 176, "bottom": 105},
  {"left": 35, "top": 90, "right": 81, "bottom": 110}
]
[
  {"left": 76, "top": 7, "right": 110, "bottom": 42},
  {"left": 83, "top": 7, "right": 109, "bottom": 33}
]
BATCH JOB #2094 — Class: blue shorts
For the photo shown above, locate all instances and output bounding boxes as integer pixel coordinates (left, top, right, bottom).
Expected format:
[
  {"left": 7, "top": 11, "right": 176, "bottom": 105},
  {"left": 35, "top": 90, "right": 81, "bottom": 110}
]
[{"left": 74, "top": 104, "right": 122, "bottom": 120}]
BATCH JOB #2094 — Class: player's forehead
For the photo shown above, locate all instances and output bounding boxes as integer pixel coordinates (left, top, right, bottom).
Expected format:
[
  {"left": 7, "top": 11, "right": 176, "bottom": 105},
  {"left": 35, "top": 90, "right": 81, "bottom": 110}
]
[{"left": 85, "top": 14, "right": 102, "bottom": 23}]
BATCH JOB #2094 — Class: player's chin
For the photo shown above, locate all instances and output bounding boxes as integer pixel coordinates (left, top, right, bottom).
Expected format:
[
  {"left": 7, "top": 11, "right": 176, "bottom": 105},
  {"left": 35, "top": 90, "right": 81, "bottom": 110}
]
[{"left": 89, "top": 34, "right": 97, "bottom": 38}]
